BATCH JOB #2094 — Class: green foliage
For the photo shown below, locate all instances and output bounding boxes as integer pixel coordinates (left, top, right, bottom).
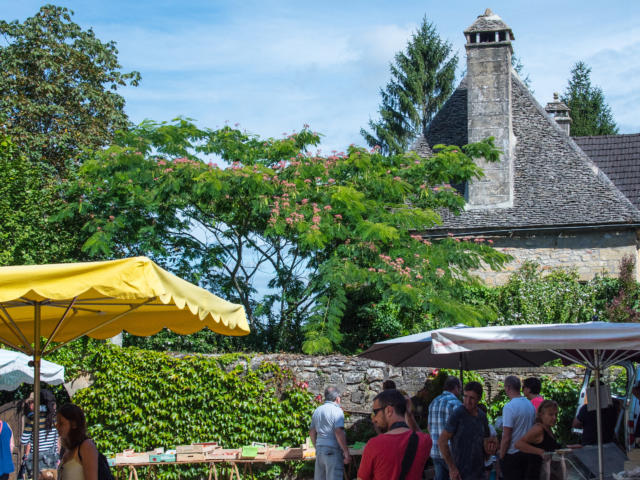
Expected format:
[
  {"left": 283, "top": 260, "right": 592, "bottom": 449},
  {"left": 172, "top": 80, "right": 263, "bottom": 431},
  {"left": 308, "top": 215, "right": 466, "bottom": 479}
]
[
  {"left": 0, "top": 135, "right": 85, "bottom": 265},
  {"left": 561, "top": 61, "right": 618, "bottom": 137},
  {"left": 122, "top": 329, "right": 252, "bottom": 354},
  {"left": 50, "top": 341, "right": 317, "bottom": 479},
  {"left": 494, "top": 262, "right": 597, "bottom": 325},
  {"left": 61, "top": 118, "right": 509, "bottom": 354},
  {"left": 604, "top": 255, "right": 640, "bottom": 323},
  {"left": 0, "top": 4, "right": 140, "bottom": 174},
  {"left": 361, "top": 17, "right": 457, "bottom": 155}
]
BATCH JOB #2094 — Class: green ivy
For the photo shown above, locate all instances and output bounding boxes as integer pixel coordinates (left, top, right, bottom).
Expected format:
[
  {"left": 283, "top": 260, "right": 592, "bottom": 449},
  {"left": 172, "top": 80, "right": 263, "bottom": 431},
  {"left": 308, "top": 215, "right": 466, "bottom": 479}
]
[{"left": 50, "top": 342, "right": 317, "bottom": 479}]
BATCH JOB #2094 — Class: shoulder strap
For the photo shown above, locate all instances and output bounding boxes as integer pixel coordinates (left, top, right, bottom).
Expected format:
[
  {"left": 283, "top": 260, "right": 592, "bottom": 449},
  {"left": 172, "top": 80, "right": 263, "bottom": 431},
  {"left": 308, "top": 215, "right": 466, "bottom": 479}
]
[
  {"left": 398, "top": 432, "right": 418, "bottom": 480},
  {"left": 482, "top": 412, "right": 490, "bottom": 437}
]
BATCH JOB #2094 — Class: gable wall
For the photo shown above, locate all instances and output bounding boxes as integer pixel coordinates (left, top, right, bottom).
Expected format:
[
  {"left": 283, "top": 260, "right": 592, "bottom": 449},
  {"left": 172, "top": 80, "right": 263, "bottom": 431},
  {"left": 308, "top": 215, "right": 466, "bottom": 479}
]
[{"left": 476, "top": 229, "right": 639, "bottom": 285}]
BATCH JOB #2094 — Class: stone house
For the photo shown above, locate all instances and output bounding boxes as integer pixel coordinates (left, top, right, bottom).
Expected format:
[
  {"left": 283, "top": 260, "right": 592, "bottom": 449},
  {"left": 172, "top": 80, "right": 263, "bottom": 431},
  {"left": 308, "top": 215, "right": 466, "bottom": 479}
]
[{"left": 414, "top": 9, "right": 640, "bottom": 284}]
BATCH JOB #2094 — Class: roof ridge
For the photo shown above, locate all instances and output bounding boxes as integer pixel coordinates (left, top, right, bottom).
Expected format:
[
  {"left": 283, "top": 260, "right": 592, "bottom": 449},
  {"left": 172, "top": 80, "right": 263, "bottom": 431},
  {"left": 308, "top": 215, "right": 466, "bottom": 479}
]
[
  {"left": 511, "top": 73, "right": 640, "bottom": 219},
  {"left": 573, "top": 133, "right": 640, "bottom": 140}
]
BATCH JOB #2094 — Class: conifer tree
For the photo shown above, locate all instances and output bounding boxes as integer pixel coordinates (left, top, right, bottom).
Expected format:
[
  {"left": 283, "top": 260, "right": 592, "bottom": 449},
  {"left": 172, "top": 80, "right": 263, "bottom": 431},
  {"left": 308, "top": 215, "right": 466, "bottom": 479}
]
[
  {"left": 561, "top": 61, "right": 618, "bottom": 137},
  {"left": 361, "top": 17, "right": 457, "bottom": 155}
]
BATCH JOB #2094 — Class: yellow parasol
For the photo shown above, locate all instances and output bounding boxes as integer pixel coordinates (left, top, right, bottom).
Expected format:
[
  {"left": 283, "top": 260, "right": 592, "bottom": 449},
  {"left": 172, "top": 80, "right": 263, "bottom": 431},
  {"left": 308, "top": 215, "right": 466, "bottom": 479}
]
[{"left": 0, "top": 256, "right": 249, "bottom": 478}]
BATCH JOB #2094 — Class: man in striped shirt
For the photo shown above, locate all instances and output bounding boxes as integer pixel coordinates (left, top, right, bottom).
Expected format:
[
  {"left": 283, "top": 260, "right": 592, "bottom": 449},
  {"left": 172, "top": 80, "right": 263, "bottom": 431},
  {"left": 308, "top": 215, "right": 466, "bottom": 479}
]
[{"left": 428, "top": 376, "right": 462, "bottom": 480}]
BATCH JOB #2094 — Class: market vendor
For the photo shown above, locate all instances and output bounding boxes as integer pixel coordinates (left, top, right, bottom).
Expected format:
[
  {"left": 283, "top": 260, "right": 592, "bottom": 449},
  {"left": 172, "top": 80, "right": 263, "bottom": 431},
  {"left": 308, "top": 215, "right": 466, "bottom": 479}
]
[{"left": 572, "top": 382, "right": 620, "bottom": 445}]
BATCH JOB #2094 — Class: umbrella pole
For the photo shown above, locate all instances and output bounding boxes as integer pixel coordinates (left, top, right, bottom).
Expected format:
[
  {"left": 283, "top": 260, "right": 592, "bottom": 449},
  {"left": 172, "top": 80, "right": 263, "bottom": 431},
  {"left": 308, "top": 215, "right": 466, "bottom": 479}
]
[
  {"left": 594, "top": 350, "right": 604, "bottom": 480},
  {"left": 459, "top": 354, "right": 464, "bottom": 386},
  {"left": 33, "top": 303, "right": 41, "bottom": 480}
]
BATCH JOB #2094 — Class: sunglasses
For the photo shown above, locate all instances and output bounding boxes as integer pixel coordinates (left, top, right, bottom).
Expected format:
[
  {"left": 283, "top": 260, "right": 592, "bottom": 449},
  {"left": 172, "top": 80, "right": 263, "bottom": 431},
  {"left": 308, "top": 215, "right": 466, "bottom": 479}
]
[{"left": 371, "top": 406, "right": 385, "bottom": 417}]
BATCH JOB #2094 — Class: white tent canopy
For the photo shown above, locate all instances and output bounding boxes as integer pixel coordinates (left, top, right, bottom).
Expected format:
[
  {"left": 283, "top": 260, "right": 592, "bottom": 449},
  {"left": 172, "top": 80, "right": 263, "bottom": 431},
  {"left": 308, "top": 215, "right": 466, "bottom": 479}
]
[
  {"left": 359, "top": 328, "right": 557, "bottom": 369},
  {"left": 0, "top": 349, "right": 64, "bottom": 391},
  {"left": 431, "top": 321, "right": 640, "bottom": 368},
  {"left": 431, "top": 321, "right": 640, "bottom": 480}
]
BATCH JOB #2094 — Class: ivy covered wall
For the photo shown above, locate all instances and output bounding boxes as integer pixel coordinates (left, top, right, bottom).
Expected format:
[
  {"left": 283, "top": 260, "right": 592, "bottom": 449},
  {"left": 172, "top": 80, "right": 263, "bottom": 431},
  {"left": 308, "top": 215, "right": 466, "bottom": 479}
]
[{"left": 51, "top": 343, "right": 318, "bottom": 479}]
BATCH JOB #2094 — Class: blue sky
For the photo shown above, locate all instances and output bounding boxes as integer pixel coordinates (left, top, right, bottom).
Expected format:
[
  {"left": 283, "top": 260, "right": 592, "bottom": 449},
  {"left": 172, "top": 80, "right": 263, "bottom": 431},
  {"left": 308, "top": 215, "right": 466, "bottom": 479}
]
[{"left": 3, "top": 1, "right": 640, "bottom": 153}]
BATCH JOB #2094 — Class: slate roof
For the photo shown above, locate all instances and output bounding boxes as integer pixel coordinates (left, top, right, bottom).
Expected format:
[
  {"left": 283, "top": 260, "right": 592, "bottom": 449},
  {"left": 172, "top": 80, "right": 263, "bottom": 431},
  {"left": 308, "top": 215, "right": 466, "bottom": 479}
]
[
  {"left": 419, "top": 73, "right": 640, "bottom": 234},
  {"left": 573, "top": 134, "right": 640, "bottom": 210}
]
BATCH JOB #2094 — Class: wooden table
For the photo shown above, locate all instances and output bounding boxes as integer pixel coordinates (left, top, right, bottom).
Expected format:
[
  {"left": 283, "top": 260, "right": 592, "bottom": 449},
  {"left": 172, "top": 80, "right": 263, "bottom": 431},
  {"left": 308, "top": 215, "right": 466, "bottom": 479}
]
[
  {"left": 115, "top": 449, "right": 362, "bottom": 480},
  {"left": 115, "top": 457, "right": 310, "bottom": 480}
]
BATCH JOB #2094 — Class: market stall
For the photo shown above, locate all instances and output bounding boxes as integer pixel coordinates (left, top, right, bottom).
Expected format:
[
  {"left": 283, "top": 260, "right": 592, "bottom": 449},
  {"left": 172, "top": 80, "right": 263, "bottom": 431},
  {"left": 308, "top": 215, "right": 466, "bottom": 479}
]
[
  {"left": 0, "top": 256, "right": 249, "bottom": 480},
  {"left": 111, "top": 441, "right": 363, "bottom": 480},
  {"left": 431, "top": 321, "right": 640, "bottom": 480}
]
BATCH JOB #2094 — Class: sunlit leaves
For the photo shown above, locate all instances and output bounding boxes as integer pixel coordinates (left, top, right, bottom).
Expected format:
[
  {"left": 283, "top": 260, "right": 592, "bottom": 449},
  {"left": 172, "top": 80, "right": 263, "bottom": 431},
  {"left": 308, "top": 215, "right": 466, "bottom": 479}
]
[
  {"left": 51, "top": 341, "right": 317, "bottom": 480},
  {"left": 0, "top": 5, "right": 140, "bottom": 174},
  {"left": 65, "top": 118, "right": 509, "bottom": 354}
]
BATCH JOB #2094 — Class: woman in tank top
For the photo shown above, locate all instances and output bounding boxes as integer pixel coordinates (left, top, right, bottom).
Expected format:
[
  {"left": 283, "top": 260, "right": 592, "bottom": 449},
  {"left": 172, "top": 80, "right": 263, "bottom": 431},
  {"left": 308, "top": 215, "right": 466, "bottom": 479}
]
[
  {"left": 56, "top": 404, "right": 98, "bottom": 480},
  {"left": 514, "top": 400, "right": 563, "bottom": 480}
]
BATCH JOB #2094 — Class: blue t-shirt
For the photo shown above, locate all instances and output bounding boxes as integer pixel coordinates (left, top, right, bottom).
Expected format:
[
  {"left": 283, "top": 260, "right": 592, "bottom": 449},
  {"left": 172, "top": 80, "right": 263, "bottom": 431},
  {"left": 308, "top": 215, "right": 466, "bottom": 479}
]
[
  {"left": 0, "top": 421, "right": 14, "bottom": 475},
  {"left": 310, "top": 401, "right": 344, "bottom": 448},
  {"left": 444, "top": 405, "right": 489, "bottom": 480}
]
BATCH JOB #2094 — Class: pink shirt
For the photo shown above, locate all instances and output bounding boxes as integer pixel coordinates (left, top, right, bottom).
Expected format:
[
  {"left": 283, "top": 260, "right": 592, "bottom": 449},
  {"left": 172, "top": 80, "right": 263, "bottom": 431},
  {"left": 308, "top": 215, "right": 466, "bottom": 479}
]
[{"left": 531, "top": 396, "right": 544, "bottom": 411}]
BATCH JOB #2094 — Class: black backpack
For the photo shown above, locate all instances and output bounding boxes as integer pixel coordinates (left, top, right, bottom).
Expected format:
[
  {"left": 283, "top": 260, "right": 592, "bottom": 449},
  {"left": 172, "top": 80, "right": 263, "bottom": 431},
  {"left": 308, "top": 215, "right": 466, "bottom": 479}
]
[{"left": 78, "top": 440, "right": 115, "bottom": 480}]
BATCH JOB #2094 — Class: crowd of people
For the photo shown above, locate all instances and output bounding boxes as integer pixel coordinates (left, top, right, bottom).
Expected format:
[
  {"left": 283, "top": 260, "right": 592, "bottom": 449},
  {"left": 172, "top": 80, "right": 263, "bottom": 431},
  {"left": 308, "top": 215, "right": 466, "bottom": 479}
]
[
  {"left": 0, "top": 390, "right": 100, "bottom": 480},
  {"left": 310, "top": 375, "right": 619, "bottom": 480}
]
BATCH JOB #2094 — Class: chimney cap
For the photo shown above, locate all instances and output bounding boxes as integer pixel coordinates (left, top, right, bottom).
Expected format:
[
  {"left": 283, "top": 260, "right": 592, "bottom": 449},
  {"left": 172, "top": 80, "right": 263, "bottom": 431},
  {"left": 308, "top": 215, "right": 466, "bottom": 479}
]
[
  {"left": 464, "top": 8, "right": 514, "bottom": 40},
  {"left": 545, "top": 93, "right": 571, "bottom": 114}
]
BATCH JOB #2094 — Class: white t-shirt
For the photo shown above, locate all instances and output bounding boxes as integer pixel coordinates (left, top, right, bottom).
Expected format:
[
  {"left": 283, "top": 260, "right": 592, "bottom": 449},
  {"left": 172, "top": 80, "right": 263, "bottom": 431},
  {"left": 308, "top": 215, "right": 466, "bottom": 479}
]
[{"left": 502, "top": 396, "right": 535, "bottom": 454}]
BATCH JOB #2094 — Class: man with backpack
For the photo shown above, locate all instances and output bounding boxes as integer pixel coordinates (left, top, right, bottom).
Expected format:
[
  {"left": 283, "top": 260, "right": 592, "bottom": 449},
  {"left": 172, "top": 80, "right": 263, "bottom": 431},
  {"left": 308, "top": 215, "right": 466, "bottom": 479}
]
[{"left": 357, "top": 389, "right": 432, "bottom": 480}]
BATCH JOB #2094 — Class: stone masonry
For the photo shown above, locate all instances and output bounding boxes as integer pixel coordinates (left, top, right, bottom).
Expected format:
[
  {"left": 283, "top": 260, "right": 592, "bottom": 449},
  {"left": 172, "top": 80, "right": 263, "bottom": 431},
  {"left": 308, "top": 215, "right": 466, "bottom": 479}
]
[
  {"left": 244, "top": 353, "right": 584, "bottom": 426},
  {"left": 476, "top": 229, "right": 639, "bottom": 285},
  {"left": 465, "top": 10, "right": 514, "bottom": 208}
]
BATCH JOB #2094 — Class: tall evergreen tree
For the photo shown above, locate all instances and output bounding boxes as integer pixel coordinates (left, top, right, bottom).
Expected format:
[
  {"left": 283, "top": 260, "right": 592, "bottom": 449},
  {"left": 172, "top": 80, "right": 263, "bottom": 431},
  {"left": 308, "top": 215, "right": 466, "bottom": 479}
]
[
  {"left": 361, "top": 17, "right": 457, "bottom": 155},
  {"left": 561, "top": 61, "right": 618, "bottom": 137}
]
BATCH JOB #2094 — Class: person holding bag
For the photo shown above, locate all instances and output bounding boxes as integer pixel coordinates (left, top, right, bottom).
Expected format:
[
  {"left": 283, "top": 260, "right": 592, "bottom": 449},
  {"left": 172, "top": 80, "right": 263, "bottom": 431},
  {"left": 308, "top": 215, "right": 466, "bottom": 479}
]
[
  {"left": 357, "top": 389, "right": 432, "bottom": 480},
  {"left": 56, "top": 404, "right": 98, "bottom": 480}
]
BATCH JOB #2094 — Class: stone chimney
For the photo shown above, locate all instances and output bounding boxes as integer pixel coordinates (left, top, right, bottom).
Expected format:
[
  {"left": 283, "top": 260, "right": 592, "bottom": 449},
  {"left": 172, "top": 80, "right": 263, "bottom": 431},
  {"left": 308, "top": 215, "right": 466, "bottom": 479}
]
[
  {"left": 464, "top": 9, "right": 515, "bottom": 209},
  {"left": 545, "top": 92, "right": 572, "bottom": 136}
]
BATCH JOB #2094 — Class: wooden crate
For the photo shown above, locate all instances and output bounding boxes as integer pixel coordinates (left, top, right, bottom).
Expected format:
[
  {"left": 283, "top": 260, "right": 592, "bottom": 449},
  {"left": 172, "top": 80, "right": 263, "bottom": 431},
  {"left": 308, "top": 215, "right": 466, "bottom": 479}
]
[
  {"left": 206, "top": 449, "right": 239, "bottom": 460},
  {"left": 267, "top": 448, "right": 288, "bottom": 461},
  {"left": 115, "top": 453, "right": 149, "bottom": 465},
  {"left": 194, "top": 442, "right": 218, "bottom": 453},
  {"left": 149, "top": 454, "right": 176, "bottom": 463},
  {"left": 176, "top": 453, "right": 206, "bottom": 462},
  {"left": 176, "top": 445, "right": 204, "bottom": 454},
  {"left": 282, "top": 448, "right": 303, "bottom": 459}
]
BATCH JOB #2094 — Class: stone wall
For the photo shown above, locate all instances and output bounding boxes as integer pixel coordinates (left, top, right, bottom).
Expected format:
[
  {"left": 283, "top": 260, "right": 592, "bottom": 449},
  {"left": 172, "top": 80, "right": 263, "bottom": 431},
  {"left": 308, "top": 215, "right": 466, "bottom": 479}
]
[
  {"left": 244, "top": 354, "right": 585, "bottom": 426},
  {"left": 476, "top": 229, "right": 639, "bottom": 285}
]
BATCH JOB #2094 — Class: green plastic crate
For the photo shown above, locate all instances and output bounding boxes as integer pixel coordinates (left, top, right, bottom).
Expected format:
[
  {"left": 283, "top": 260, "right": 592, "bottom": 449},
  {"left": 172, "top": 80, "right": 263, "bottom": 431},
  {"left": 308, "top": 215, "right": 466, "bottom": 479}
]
[{"left": 241, "top": 446, "right": 258, "bottom": 458}]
